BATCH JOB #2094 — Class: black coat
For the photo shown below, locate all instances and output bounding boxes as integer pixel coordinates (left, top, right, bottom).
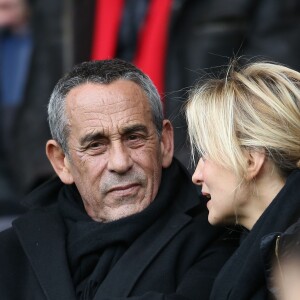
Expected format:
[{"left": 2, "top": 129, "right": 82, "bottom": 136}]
[
  {"left": 0, "top": 160, "right": 238, "bottom": 300},
  {"left": 210, "top": 170, "right": 300, "bottom": 300}
]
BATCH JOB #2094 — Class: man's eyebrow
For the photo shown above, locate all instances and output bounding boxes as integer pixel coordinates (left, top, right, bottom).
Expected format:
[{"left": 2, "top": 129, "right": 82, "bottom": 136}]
[
  {"left": 79, "top": 132, "right": 106, "bottom": 145},
  {"left": 122, "top": 124, "right": 149, "bottom": 135},
  {"left": 79, "top": 125, "right": 149, "bottom": 145}
]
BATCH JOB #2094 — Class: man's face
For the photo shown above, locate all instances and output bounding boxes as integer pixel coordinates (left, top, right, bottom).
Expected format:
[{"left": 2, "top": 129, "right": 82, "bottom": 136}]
[
  {"left": 0, "top": 0, "right": 28, "bottom": 30},
  {"left": 60, "top": 80, "right": 172, "bottom": 222}
]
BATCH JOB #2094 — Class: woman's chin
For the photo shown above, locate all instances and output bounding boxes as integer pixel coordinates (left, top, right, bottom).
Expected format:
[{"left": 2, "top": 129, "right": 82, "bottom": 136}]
[{"left": 208, "top": 211, "right": 220, "bottom": 226}]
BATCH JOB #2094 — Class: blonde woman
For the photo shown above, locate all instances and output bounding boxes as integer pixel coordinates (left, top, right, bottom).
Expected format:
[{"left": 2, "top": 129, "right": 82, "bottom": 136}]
[{"left": 186, "top": 61, "right": 300, "bottom": 300}]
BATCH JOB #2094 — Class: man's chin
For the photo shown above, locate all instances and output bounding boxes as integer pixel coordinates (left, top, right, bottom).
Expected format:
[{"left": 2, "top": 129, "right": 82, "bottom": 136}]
[{"left": 101, "top": 199, "right": 152, "bottom": 222}]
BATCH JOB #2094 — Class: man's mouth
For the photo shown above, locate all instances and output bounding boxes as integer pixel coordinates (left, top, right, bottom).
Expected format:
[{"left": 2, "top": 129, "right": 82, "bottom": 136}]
[{"left": 108, "top": 183, "right": 139, "bottom": 195}]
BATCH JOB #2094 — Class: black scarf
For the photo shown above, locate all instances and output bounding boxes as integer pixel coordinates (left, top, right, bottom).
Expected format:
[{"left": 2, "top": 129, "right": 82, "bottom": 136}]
[{"left": 58, "top": 161, "right": 180, "bottom": 300}]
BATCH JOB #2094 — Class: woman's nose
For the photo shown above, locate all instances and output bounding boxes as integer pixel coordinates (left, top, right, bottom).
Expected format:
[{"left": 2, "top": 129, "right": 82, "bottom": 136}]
[{"left": 192, "top": 159, "right": 203, "bottom": 186}]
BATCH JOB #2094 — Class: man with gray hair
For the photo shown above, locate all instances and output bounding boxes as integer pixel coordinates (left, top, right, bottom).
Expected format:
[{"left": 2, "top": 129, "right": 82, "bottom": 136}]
[{"left": 0, "top": 59, "right": 237, "bottom": 299}]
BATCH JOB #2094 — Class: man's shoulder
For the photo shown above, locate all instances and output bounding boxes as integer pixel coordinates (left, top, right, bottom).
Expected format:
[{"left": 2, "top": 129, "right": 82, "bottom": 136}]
[
  {"left": 0, "top": 204, "right": 62, "bottom": 248},
  {"left": 0, "top": 206, "right": 65, "bottom": 280},
  {"left": 0, "top": 223, "right": 47, "bottom": 297},
  {"left": 0, "top": 226, "right": 25, "bottom": 272},
  {"left": 0, "top": 226, "right": 19, "bottom": 247},
  {"left": 22, "top": 176, "right": 64, "bottom": 209}
]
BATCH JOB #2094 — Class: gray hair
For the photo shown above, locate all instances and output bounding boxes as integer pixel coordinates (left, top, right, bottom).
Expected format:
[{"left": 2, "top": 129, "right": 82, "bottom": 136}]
[{"left": 48, "top": 59, "right": 163, "bottom": 153}]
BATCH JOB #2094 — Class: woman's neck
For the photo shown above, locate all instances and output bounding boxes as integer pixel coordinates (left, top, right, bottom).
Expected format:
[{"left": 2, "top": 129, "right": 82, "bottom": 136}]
[{"left": 240, "top": 165, "right": 286, "bottom": 230}]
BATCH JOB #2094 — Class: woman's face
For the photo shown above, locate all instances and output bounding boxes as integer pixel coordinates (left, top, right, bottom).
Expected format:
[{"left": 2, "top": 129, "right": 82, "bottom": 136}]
[
  {"left": 192, "top": 157, "right": 246, "bottom": 225},
  {"left": 272, "top": 259, "right": 300, "bottom": 300}
]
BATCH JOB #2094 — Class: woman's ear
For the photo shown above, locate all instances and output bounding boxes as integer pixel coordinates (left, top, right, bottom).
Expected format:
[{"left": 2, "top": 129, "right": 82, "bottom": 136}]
[
  {"left": 160, "top": 120, "right": 174, "bottom": 168},
  {"left": 46, "top": 140, "right": 74, "bottom": 184},
  {"left": 244, "top": 150, "right": 266, "bottom": 180}
]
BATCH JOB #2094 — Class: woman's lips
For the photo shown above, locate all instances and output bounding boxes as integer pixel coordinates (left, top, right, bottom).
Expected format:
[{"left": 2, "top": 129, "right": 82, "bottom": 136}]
[
  {"left": 202, "top": 191, "right": 211, "bottom": 199},
  {"left": 201, "top": 191, "right": 212, "bottom": 209}
]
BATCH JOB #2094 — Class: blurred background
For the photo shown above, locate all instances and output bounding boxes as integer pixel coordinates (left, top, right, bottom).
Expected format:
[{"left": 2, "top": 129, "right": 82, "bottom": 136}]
[{"left": 0, "top": 0, "right": 300, "bottom": 230}]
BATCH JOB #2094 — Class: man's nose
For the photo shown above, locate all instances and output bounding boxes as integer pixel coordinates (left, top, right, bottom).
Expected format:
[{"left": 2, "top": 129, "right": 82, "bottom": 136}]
[
  {"left": 107, "top": 141, "right": 133, "bottom": 173},
  {"left": 192, "top": 159, "right": 204, "bottom": 186}
]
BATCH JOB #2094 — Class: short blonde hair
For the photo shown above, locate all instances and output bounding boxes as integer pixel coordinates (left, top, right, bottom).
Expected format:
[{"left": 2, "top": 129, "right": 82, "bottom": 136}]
[{"left": 186, "top": 61, "right": 300, "bottom": 178}]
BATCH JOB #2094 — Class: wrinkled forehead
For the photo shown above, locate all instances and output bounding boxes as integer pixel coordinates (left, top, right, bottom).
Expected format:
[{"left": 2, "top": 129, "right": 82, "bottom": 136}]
[{"left": 65, "top": 81, "right": 155, "bottom": 136}]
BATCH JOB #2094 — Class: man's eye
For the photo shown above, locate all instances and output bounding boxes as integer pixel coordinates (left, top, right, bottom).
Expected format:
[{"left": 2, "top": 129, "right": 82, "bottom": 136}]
[
  {"left": 89, "top": 142, "right": 103, "bottom": 148},
  {"left": 125, "top": 134, "right": 146, "bottom": 147},
  {"left": 128, "top": 135, "right": 139, "bottom": 141},
  {"left": 84, "top": 141, "right": 107, "bottom": 155}
]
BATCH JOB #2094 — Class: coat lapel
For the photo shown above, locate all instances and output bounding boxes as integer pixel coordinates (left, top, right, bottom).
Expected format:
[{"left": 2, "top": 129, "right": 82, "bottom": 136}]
[
  {"left": 94, "top": 207, "right": 191, "bottom": 298},
  {"left": 13, "top": 209, "right": 76, "bottom": 300}
]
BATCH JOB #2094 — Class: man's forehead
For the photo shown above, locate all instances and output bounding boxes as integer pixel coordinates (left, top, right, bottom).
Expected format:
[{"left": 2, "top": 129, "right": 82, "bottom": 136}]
[
  {"left": 65, "top": 81, "right": 155, "bottom": 137},
  {"left": 66, "top": 81, "right": 150, "bottom": 112},
  {"left": 66, "top": 97, "right": 152, "bottom": 127}
]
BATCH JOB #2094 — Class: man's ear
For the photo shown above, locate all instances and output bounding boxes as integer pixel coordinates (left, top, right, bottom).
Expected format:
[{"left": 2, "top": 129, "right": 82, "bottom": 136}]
[
  {"left": 160, "top": 120, "right": 174, "bottom": 168},
  {"left": 46, "top": 140, "right": 74, "bottom": 184},
  {"left": 244, "top": 150, "right": 266, "bottom": 180}
]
